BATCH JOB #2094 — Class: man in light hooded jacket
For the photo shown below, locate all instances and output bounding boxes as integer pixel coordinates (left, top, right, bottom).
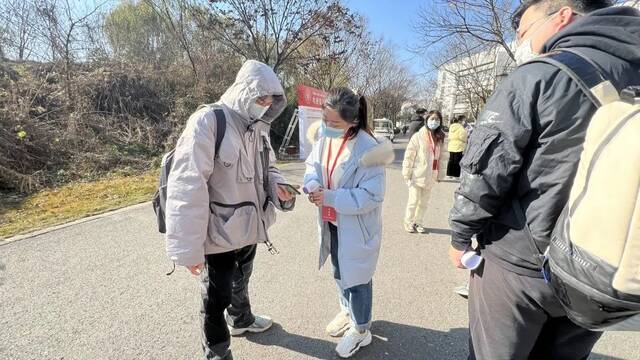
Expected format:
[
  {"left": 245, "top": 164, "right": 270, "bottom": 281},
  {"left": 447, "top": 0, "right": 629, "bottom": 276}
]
[{"left": 165, "top": 60, "right": 296, "bottom": 360}]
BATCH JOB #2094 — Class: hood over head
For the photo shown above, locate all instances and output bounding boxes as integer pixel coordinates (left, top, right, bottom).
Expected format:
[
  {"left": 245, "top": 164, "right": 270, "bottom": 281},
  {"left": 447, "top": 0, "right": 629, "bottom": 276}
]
[
  {"left": 220, "top": 60, "right": 287, "bottom": 125},
  {"left": 542, "top": 6, "right": 640, "bottom": 63}
]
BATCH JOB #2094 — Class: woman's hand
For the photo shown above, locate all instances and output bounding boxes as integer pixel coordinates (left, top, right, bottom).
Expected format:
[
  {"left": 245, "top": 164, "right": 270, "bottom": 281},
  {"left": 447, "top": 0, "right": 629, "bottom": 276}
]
[{"left": 308, "top": 190, "right": 324, "bottom": 207}]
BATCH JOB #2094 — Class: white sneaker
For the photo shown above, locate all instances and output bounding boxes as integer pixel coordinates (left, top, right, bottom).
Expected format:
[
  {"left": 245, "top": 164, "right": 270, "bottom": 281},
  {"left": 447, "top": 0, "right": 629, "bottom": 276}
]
[
  {"left": 454, "top": 282, "right": 470, "bottom": 299},
  {"left": 335, "top": 328, "right": 372, "bottom": 358},
  {"left": 228, "top": 315, "right": 273, "bottom": 336},
  {"left": 326, "top": 311, "right": 351, "bottom": 337},
  {"left": 405, "top": 223, "right": 417, "bottom": 233}
]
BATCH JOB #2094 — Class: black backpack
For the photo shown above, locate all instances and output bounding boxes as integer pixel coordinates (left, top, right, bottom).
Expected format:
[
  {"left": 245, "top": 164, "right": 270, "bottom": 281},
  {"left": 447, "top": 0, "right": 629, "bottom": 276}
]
[{"left": 152, "top": 106, "right": 226, "bottom": 234}]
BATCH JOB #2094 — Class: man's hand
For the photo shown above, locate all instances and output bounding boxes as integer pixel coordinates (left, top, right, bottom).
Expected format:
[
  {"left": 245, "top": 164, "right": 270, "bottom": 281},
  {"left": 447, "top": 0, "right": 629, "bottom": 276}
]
[
  {"left": 276, "top": 184, "right": 299, "bottom": 202},
  {"left": 449, "top": 246, "right": 466, "bottom": 269},
  {"left": 187, "top": 263, "right": 204, "bottom": 276},
  {"left": 308, "top": 190, "right": 324, "bottom": 207}
]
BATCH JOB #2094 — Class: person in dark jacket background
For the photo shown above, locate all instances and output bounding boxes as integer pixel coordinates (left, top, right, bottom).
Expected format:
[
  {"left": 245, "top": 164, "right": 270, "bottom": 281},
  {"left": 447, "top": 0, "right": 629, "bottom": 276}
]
[
  {"left": 448, "top": 1, "right": 640, "bottom": 358},
  {"left": 406, "top": 108, "right": 427, "bottom": 138}
]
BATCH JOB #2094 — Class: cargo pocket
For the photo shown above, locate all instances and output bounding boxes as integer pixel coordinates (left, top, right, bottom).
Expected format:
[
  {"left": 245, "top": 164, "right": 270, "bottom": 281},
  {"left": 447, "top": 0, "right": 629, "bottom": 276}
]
[
  {"left": 208, "top": 202, "right": 258, "bottom": 247},
  {"left": 216, "top": 140, "right": 239, "bottom": 169},
  {"left": 460, "top": 127, "right": 500, "bottom": 174},
  {"left": 237, "top": 148, "right": 256, "bottom": 183}
]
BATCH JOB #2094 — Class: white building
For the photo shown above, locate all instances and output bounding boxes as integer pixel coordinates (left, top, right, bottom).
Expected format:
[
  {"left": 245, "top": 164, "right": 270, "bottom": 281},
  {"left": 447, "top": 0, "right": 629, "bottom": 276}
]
[
  {"left": 434, "top": 45, "right": 515, "bottom": 123},
  {"left": 434, "top": 0, "right": 640, "bottom": 123}
]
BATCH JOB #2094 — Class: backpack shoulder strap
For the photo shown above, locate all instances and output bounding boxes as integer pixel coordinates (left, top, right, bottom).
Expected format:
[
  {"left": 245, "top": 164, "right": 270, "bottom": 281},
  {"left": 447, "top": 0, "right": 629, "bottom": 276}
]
[
  {"left": 196, "top": 104, "right": 227, "bottom": 157},
  {"left": 212, "top": 108, "right": 226, "bottom": 156},
  {"left": 529, "top": 49, "right": 619, "bottom": 108}
]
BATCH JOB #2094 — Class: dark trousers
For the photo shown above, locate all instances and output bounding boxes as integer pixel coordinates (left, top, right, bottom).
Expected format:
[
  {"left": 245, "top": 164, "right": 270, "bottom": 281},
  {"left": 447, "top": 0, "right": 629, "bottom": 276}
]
[
  {"left": 200, "top": 244, "right": 257, "bottom": 358},
  {"left": 446, "top": 151, "right": 463, "bottom": 177},
  {"left": 468, "top": 259, "right": 602, "bottom": 360}
]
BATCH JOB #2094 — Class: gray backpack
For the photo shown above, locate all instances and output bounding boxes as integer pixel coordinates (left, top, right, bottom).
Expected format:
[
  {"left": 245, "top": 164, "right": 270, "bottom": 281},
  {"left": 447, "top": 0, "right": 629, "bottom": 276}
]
[
  {"left": 530, "top": 50, "right": 640, "bottom": 331},
  {"left": 152, "top": 106, "right": 226, "bottom": 233}
]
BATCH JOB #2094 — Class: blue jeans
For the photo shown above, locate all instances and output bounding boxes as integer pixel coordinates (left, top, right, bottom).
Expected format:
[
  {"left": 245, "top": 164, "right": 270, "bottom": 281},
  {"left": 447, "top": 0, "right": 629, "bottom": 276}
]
[
  {"left": 337, "top": 281, "right": 373, "bottom": 332},
  {"left": 329, "top": 223, "right": 373, "bottom": 332}
]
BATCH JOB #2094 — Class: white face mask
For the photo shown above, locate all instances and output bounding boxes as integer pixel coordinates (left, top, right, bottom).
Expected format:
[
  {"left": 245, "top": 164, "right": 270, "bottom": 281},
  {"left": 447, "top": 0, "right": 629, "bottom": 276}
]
[
  {"left": 514, "top": 12, "right": 559, "bottom": 66},
  {"left": 427, "top": 120, "right": 440, "bottom": 130},
  {"left": 515, "top": 38, "right": 538, "bottom": 66},
  {"left": 248, "top": 102, "right": 270, "bottom": 120}
]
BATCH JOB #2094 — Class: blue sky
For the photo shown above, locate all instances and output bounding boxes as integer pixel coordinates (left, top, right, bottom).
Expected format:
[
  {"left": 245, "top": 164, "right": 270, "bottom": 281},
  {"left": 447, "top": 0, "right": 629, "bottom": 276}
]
[{"left": 345, "top": 0, "right": 432, "bottom": 76}]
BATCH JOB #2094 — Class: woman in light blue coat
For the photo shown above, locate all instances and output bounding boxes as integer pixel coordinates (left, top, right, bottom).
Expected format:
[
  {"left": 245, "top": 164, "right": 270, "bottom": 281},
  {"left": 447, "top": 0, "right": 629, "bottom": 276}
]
[{"left": 304, "top": 88, "right": 394, "bottom": 358}]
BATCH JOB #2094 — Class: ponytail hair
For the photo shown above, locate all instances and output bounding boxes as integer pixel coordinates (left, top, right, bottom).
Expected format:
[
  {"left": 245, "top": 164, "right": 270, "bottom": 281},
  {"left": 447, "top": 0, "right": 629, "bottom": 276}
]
[
  {"left": 323, "top": 87, "right": 372, "bottom": 139},
  {"left": 350, "top": 95, "right": 372, "bottom": 138}
]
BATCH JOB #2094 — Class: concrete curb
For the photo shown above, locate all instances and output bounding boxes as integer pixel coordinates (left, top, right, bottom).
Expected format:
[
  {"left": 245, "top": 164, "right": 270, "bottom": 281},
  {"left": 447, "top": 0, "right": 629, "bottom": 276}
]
[{"left": 0, "top": 202, "right": 152, "bottom": 246}]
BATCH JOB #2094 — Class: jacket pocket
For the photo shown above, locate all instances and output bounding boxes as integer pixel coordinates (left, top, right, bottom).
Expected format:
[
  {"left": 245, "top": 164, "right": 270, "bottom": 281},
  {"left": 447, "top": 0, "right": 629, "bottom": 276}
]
[
  {"left": 356, "top": 215, "right": 371, "bottom": 243},
  {"left": 208, "top": 202, "right": 258, "bottom": 247},
  {"left": 460, "top": 126, "right": 500, "bottom": 174}
]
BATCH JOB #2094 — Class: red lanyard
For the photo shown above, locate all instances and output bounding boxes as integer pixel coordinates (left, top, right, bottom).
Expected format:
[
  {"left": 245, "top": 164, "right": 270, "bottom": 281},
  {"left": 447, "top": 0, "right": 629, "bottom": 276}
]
[
  {"left": 325, "top": 137, "right": 349, "bottom": 189},
  {"left": 426, "top": 131, "right": 436, "bottom": 157}
]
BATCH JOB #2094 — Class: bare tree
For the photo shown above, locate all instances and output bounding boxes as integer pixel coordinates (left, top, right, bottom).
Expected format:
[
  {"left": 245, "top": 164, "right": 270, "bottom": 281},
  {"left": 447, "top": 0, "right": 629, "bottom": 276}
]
[
  {"left": 286, "top": 15, "right": 367, "bottom": 91},
  {"left": 145, "top": 0, "right": 199, "bottom": 81},
  {"left": 193, "top": 0, "right": 361, "bottom": 72},
  {"left": 414, "top": 0, "right": 517, "bottom": 61},
  {"left": 350, "top": 39, "right": 414, "bottom": 120},
  {"left": 0, "top": 1, "right": 39, "bottom": 60},
  {"left": 431, "top": 37, "right": 512, "bottom": 120},
  {"left": 32, "top": 0, "right": 107, "bottom": 133}
]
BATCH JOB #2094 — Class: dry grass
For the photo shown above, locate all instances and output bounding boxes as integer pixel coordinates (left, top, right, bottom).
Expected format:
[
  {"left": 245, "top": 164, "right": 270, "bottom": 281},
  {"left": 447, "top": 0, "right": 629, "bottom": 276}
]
[{"left": 0, "top": 170, "right": 158, "bottom": 239}]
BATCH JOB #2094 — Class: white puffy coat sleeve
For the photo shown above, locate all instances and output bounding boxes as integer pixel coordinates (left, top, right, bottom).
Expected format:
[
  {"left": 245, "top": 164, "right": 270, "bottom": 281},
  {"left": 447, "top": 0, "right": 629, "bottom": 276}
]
[
  {"left": 402, "top": 133, "right": 419, "bottom": 181},
  {"left": 165, "top": 110, "right": 216, "bottom": 266}
]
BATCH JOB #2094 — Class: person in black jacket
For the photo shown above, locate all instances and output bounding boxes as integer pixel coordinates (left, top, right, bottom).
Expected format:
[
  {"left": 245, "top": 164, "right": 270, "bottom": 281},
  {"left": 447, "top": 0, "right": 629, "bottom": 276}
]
[
  {"left": 406, "top": 108, "right": 427, "bottom": 138},
  {"left": 448, "top": 1, "right": 640, "bottom": 358}
]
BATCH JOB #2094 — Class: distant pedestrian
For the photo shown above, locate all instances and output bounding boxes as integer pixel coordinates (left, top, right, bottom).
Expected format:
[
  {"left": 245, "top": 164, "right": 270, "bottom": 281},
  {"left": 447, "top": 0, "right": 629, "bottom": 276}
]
[
  {"left": 402, "top": 110, "right": 445, "bottom": 234},
  {"left": 446, "top": 115, "right": 468, "bottom": 178},
  {"left": 406, "top": 107, "right": 427, "bottom": 138}
]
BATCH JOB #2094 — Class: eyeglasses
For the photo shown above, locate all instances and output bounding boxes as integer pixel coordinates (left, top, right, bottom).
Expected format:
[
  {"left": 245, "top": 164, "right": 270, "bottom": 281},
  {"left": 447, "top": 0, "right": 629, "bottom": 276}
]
[{"left": 516, "top": 10, "right": 559, "bottom": 43}]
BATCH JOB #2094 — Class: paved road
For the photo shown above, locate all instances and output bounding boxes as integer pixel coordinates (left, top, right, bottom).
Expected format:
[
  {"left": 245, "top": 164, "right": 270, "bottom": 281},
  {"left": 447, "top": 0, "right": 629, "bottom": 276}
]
[{"left": 1, "top": 137, "right": 638, "bottom": 360}]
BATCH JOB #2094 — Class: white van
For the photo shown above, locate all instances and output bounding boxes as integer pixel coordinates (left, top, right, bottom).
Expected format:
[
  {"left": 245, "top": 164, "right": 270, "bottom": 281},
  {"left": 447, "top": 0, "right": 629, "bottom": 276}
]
[{"left": 373, "top": 118, "right": 395, "bottom": 143}]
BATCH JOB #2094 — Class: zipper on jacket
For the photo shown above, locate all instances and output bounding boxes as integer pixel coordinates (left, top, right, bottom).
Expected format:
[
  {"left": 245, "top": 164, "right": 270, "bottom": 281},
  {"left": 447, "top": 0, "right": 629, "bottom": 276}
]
[{"left": 265, "top": 236, "right": 279, "bottom": 255}]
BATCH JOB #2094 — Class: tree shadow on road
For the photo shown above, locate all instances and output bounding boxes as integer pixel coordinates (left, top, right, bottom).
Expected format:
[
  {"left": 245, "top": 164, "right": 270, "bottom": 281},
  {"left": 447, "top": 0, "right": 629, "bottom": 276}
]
[
  {"left": 244, "top": 323, "right": 337, "bottom": 359},
  {"left": 590, "top": 355, "right": 627, "bottom": 360},
  {"left": 360, "top": 321, "right": 468, "bottom": 360},
  {"left": 245, "top": 321, "right": 470, "bottom": 359},
  {"left": 244, "top": 321, "right": 626, "bottom": 360},
  {"left": 423, "top": 228, "right": 452, "bottom": 236}
]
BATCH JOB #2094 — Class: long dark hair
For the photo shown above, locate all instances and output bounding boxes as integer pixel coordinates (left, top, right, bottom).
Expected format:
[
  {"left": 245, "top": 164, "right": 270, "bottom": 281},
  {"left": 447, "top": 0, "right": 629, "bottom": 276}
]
[
  {"left": 426, "top": 110, "right": 446, "bottom": 143},
  {"left": 323, "top": 87, "right": 372, "bottom": 139}
]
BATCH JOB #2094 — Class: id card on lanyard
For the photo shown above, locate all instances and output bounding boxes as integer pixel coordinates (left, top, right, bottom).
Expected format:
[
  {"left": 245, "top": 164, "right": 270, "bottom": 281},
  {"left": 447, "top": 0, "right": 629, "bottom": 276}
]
[{"left": 322, "top": 137, "right": 349, "bottom": 222}]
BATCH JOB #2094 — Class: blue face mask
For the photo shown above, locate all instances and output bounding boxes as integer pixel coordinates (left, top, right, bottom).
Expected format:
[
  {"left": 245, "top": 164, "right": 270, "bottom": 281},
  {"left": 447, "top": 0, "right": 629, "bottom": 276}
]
[{"left": 320, "top": 122, "right": 347, "bottom": 138}]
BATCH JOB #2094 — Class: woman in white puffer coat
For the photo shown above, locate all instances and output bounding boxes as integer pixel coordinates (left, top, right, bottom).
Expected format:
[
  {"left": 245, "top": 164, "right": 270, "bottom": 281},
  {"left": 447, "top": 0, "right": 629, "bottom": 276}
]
[{"left": 402, "top": 110, "right": 445, "bottom": 233}]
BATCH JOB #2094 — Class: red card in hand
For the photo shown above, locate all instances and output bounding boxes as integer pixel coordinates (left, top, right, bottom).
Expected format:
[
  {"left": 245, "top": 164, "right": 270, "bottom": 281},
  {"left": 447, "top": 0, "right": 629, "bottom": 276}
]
[{"left": 322, "top": 206, "right": 337, "bottom": 222}]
